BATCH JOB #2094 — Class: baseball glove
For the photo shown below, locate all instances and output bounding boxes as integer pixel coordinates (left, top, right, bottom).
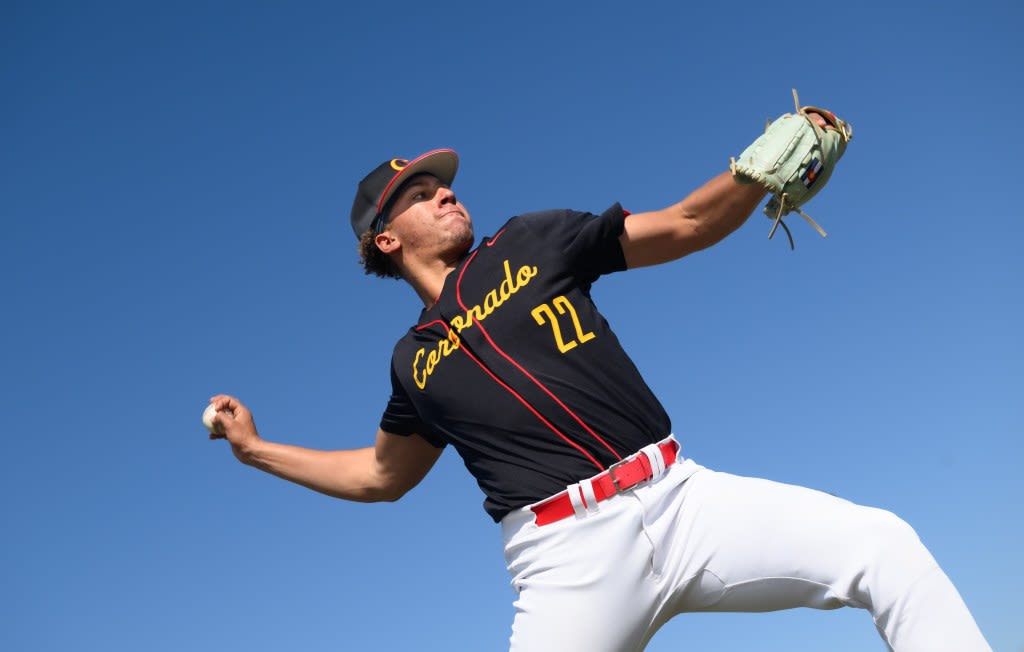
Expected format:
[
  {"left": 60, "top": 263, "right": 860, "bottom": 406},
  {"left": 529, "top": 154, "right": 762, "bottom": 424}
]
[{"left": 731, "top": 89, "right": 853, "bottom": 248}]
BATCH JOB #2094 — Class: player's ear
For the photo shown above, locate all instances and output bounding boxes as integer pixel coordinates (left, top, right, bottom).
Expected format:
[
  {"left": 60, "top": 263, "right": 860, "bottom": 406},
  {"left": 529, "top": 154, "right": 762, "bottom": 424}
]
[{"left": 375, "top": 231, "right": 400, "bottom": 254}]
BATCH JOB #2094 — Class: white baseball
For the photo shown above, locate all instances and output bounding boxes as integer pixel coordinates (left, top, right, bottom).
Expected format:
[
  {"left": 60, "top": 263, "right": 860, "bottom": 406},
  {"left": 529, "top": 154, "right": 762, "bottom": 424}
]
[{"left": 202, "top": 404, "right": 223, "bottom": 434}]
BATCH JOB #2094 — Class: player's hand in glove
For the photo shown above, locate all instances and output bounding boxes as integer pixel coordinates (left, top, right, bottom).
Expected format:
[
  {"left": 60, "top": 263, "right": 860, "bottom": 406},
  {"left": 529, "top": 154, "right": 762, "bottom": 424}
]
[{"left": 731, "top": 90, "right": 853, "bottom": 248}]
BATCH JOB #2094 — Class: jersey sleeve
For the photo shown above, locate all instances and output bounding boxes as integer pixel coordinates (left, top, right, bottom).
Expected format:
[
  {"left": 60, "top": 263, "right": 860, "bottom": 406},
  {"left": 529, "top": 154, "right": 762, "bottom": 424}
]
[
  {"left": 518, "top": 203, "right": 628, "bottom": 285},
  {"left": 379, "top": 363, "right": 446, "bottom": 448}
]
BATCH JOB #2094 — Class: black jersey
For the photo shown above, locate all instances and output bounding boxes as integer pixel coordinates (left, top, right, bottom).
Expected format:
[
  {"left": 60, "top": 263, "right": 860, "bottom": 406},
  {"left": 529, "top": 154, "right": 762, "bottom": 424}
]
[{"left": 380, "top": 204, "right": 671, "bottom": 521}]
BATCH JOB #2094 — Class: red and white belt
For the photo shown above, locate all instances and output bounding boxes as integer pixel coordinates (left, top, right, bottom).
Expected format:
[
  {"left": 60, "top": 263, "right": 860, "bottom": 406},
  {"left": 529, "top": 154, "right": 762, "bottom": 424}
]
[{"left": 531, "top": 437, "right": 680, "bottom": 526}]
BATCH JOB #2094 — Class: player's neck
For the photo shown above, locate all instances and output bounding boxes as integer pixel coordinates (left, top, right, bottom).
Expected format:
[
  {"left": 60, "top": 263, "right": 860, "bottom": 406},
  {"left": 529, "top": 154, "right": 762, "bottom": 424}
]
[{"left": 403, "top": 257, "right": 461, "bottom": 309}]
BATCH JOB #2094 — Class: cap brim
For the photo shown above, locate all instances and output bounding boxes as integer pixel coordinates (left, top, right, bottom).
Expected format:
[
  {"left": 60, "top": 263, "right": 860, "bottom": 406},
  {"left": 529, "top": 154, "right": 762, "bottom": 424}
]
[{"left": 375, "top": 149, "right": 460, "bottom": 216}]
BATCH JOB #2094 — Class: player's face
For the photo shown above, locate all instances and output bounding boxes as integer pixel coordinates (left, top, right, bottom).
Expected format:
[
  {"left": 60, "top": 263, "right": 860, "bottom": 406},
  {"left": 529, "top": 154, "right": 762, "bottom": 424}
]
[{"left": 384, "top": 174, "right": 474, "bottom": 259}]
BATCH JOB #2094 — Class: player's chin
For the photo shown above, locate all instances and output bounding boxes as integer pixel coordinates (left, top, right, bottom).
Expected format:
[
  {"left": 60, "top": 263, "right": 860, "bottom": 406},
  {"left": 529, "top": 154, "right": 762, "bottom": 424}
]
[
  {"left": 455, "top": 231, "right": 475, "bottom": 253},
  {"left": 447, "top": 216, "right": 473, "bottom": 236},
  {"left": 447, "top": 225, "right": 475, "bottom": 254}
]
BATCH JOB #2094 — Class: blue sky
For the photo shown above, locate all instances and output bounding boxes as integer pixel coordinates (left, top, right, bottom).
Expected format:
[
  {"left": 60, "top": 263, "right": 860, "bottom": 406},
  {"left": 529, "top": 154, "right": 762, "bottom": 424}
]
[{"left": 2, "top": 1, "right": 1021, "bottom": 650}]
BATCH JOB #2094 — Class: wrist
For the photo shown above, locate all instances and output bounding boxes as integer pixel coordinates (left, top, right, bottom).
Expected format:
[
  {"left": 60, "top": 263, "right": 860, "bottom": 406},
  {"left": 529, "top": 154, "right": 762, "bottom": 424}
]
[{"left": 233, "top": 435, "right": 267, "bottom": 468}]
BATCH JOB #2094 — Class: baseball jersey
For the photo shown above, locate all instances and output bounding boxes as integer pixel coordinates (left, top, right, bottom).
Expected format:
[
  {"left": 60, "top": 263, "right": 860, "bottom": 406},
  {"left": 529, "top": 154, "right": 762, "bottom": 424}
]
[{"left": 380, "top": 204, "right": 672, "bottom": 521}]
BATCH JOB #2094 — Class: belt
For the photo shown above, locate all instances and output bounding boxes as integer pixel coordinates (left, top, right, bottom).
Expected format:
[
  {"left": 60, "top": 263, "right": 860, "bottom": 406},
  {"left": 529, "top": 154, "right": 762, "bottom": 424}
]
[{"left": 531, "top": 438, "right": 679, "bottom": 526}]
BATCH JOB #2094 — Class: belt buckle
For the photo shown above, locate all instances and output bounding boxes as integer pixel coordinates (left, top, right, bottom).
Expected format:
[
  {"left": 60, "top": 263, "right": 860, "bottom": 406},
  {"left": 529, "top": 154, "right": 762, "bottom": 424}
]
[{"left": 608, "top": 455, "right": 644, "bottom": 495}]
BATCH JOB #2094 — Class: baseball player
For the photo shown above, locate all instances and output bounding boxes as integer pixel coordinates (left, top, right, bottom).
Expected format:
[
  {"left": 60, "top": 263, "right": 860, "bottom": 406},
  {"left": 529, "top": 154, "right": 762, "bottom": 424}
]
[{"left": 208, "top": 104, "right": 991, "bottom": 651}]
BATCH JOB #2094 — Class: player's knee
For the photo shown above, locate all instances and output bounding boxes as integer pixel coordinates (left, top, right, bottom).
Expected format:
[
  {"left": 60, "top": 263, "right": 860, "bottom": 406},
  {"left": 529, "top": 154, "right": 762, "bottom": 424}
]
[{"left": 858, "top": 508, "right": 937, "bottom": 577}]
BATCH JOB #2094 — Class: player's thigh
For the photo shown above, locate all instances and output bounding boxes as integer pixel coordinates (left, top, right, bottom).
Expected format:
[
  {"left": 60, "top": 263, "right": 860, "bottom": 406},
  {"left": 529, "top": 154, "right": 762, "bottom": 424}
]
[
  {"left": 509, "top": 581, "right": 655, "bottom": 652},
  {"left": 669, "top": 469, "right": 929, "bottom": 613},
  {"left": 504, "top": 497, "right": 659, "bottom": 652}
]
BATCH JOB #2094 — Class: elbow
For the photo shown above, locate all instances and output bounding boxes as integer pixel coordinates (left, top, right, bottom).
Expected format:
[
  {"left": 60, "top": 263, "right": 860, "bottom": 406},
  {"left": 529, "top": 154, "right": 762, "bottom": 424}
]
[
  {"left": 369, "top": 478, "right": 415, "bottom": 503},
  {"left": 335, "top": 488, "right": 405, "bottom": 503},
  {"left": 322, "top": 481, "right": 408, "bottom": 504},
  {"left": 377, "top": 487, "right": 407, "bottom": 503},
  {"left": 663, "top": 210, "right": 712, "bottom": 260},
  {"left": 681, "top": 210, "right": 739, "bottom": 254}
]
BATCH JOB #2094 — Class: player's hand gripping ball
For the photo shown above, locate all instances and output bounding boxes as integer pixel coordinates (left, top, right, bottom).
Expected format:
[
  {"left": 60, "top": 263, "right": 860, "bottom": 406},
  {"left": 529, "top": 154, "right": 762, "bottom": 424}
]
[
  {"left": 731, "top": 89, "right": 853, "bottom": 248},
  {"left": 202, "top": 403, "right": 224, "bottom": 435}
]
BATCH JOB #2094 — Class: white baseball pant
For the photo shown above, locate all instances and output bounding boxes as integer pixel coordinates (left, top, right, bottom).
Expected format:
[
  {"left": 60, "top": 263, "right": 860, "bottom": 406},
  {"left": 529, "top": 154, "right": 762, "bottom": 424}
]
[{"left": 501, "top": 442, "right": 990, "bottom": 651}]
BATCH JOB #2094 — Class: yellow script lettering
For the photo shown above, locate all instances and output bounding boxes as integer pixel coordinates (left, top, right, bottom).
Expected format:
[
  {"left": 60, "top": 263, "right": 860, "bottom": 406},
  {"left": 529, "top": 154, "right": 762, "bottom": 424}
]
[
  {"left": 413, "top": 349, "right": 428, "bottom": 390},
  {"left": 413, "top": 259, "right": 539, "bottom": 390}
]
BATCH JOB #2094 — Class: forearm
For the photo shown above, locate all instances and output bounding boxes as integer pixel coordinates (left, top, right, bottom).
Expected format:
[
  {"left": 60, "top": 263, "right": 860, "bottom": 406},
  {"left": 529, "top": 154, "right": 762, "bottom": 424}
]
[
  {"left": 621, "top": 172, "right": 767, "bottom": 268},
  {"left": 208, "top": 396, "right": 442, "bottom": 503},
  {"left": 677, "top": 172, "right": 767, "bottom": 249},
  {"left": 238, "top": 440, "right": 395, "bottom": 502}
]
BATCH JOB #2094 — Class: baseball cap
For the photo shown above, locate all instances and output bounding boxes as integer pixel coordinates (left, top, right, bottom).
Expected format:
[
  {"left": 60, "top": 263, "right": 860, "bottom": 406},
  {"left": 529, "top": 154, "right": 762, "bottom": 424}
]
[{"left": 349, "top": 148, "right": 459, "bottom": 239}]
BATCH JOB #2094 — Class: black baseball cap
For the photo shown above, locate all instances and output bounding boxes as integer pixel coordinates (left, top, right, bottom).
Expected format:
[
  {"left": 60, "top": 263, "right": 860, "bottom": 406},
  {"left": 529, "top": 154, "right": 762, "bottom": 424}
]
[{"left": 349, "top": 148, "right": 459, "bottom": 239}]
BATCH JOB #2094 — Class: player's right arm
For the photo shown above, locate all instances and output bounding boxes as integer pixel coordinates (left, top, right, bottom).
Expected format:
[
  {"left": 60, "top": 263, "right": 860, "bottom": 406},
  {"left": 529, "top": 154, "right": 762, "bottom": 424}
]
[{"left": 207, "top": 394, "right": 442, "bottom": 502}]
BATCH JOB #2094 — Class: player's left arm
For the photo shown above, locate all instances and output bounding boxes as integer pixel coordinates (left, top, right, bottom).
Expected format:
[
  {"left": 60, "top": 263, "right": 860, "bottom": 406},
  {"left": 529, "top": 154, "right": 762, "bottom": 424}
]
[{"left": 619, "top": 171, "right": 766, "bottom": 268}]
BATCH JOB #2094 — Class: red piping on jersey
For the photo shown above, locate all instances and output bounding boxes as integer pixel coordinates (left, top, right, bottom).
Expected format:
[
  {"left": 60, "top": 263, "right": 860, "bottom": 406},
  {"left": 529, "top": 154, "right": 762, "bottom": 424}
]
[
  {"left": 485, "top": 228, "right": 507, "bottom": 247},
  {"left": 455, "top": 249, "right": 623, "bottom": 464},
  {"left": 415, "top": 319, "right": 449, "bottom": 332},
  {"left": 416, "top": 317, "right": 604, "bottom": 470}
]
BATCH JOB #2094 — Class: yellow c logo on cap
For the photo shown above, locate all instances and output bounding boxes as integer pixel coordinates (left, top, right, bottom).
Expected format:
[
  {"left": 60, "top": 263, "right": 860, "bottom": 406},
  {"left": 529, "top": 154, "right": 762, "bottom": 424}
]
[{"left": 390, "top": 159, "right": 408, "bottom": 171}]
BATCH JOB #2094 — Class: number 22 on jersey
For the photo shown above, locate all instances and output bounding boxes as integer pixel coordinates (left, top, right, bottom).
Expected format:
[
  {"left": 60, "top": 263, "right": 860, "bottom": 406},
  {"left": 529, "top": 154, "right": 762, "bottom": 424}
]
[{"left": 531, "top": 296, "right": 595, "bottom": 354}]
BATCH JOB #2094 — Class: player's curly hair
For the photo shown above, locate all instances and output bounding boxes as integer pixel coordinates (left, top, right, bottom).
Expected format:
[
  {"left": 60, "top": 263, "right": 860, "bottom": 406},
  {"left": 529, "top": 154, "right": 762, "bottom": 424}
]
[{"left": 357, "top": 229, "right": 403, "bottom": 280}]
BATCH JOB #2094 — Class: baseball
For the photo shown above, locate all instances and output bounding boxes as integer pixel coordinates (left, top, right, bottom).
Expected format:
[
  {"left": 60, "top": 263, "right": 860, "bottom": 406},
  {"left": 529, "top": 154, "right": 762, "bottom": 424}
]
[{"left": 202, "top": 404, "right": 223, "bottom": 434}]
